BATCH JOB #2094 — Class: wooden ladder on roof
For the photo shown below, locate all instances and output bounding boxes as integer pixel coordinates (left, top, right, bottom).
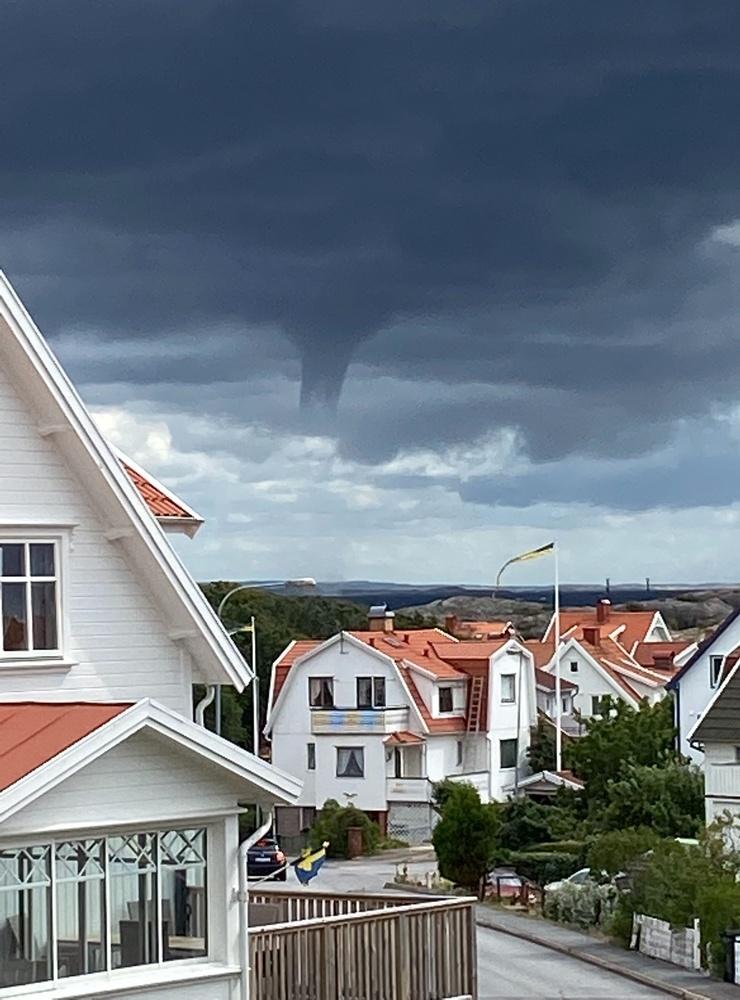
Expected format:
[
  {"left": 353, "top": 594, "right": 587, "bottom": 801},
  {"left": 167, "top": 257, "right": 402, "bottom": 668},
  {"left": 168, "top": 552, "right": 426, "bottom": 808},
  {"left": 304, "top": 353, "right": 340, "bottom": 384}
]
[{"left": 466, "top": 676, "right": 484, "bottom": 733}]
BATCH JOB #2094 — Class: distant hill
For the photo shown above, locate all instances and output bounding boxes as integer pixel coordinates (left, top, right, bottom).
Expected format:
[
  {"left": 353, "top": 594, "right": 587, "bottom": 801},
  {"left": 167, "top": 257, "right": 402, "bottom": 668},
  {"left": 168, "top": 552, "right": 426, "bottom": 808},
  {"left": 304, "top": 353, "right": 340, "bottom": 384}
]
[{"left": 398, "top": 589, "right": 740, "bottom": 640}]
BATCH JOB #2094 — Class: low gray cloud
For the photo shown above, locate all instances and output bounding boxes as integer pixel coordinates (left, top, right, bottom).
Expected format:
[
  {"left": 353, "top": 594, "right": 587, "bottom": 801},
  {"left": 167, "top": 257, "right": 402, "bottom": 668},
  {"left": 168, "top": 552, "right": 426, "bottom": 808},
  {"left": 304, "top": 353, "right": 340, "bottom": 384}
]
[{"left": 3, "top": 0, "right": 740, "bottom": 572}]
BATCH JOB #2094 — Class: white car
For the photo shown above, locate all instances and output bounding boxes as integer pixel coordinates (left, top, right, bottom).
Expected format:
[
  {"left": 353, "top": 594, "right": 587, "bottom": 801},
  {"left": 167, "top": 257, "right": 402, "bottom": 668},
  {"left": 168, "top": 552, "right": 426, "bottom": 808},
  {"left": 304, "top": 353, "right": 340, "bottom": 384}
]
[{"left": 544, "top": 867, "right": 596, "bottom": 893}]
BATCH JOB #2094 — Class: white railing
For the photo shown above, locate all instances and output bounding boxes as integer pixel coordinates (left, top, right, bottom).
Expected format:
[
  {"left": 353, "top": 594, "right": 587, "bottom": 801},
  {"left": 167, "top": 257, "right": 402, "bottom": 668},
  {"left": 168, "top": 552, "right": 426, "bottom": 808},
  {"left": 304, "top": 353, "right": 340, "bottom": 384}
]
[
  {"left": 310, "top": 707, "right": 409, "bottom": 735},
  {"left": 385, "top": 777, "right": 433, "bottom": 802}
]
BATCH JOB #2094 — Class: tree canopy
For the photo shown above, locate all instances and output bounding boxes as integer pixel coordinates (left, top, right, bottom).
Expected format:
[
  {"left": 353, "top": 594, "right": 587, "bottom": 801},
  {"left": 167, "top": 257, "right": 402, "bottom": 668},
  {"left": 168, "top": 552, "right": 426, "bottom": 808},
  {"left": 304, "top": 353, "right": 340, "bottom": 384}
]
[{"left": 432, "top": 782, "right": 500, "bottom": 896}]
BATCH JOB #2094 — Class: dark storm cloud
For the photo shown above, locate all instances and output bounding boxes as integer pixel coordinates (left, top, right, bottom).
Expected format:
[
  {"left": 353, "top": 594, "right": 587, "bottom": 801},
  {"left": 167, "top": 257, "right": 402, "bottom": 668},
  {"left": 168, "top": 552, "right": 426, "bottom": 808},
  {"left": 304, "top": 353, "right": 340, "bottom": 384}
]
[{"left": 3, "top": 0, "right": 740, "bottom": 489}]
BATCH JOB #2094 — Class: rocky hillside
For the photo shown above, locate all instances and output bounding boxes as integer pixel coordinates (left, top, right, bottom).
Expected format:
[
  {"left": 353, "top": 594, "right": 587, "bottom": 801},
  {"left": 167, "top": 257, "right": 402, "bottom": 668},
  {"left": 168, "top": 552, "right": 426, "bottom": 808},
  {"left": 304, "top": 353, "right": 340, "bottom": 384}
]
[{"left": 398, "top": 589, "right": 740, "bottom": 641}]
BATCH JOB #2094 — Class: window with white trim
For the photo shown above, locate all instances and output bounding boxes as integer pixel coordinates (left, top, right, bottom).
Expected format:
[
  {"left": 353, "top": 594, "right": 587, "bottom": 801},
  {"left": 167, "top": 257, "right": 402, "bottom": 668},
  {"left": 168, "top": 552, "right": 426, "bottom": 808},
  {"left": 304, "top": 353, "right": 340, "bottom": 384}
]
[
  {"left": 501, "top": 674, "right": 516, "bottom": 703},
  {"left": 710, "top": 655, "right": 724, "bottom": 689},
  {"left": 0, "top": 541, "right": 59, "bottom": 655},
  {"left": 0, "top": 827, "right": 206, "bottom": 989}
]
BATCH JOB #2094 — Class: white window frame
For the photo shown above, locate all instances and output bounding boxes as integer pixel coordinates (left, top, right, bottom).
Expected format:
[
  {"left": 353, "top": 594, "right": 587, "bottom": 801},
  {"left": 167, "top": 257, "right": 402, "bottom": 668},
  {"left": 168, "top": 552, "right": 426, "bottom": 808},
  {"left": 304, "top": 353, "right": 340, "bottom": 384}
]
[
  {"left": 0, "top": 531, "right": 68, "bottom": 662},
  {"left": 438, "top": 686, "right": 453, "bottom": 714},
  {"left": 500, "top": 674, "right": 516, "bottom": 704},
  {"left": 356, "top": 676, "right": 386, "bottom": 709},
  {"left": 308, "top": 676, "right": 334, "bottom": 709},
  {"left": 710, "top": 655, "right": 724, "bottom": 689},
  {"left": 0, "top": 824, "right": 208, "bottom": 993}
]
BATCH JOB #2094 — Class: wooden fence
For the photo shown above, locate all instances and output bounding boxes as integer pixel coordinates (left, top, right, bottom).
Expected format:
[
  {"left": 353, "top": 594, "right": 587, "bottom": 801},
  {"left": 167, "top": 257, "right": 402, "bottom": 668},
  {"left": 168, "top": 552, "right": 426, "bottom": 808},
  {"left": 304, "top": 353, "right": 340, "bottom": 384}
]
[
  {"left": 250, "top": 888, "right": 425, "bottom": 923},
  {"left": 249, "top": 892, "right": 477, "bottom": 1000}
]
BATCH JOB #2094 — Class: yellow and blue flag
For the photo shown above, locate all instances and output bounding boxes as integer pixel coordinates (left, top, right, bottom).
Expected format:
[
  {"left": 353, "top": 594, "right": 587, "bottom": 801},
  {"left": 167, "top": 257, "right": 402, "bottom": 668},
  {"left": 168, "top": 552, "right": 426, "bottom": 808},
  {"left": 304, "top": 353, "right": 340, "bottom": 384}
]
[
  {"left": 293, "top": 841, "right": 329, "bottom": 885},
  {"left": 495, "top": 542, "right": 555, "bottom": 589}
]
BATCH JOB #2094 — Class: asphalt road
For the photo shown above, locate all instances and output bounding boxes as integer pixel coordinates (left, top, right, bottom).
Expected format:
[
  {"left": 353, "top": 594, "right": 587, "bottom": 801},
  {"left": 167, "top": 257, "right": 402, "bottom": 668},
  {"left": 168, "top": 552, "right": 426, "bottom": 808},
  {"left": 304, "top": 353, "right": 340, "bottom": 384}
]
[
  {"left": 475, "top": 927, "right": 672, "bottom": 999},
  {"left": 276, "top": 854, "right": 674, "bottom": 1000}
]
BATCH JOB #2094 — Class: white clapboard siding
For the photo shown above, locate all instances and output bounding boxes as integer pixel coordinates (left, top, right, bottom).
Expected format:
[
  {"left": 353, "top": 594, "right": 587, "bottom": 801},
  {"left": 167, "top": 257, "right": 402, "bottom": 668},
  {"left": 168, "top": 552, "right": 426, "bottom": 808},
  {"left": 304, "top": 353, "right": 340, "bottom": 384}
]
[
  {"left": 1, "top": 731, "right": 246, "bottom": 837},
  {"left": 0, "top": 359, "right": 194, "bottom": 713}
]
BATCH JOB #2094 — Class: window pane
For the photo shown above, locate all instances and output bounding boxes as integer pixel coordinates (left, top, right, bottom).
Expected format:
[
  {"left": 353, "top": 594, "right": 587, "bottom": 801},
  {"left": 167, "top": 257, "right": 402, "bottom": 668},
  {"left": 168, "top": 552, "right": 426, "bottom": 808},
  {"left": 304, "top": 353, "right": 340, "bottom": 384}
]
[
  {"left": 357, "top": 677, "right": 372, "bottom": 708},
  {"left": 373, "top": 677, "right": 386, "bottom": 707},
  {"left": 159, "top": 830, "right": 207, "bottom": 961},
  {"left": 439, "top": 687, "right": 453, "bottom": 713},
  {"left": 108, "top": 834, "right": 158, "bottom": 969},
  {"left": 31, "top": 583, "right": 57, "bottom": 651},
  {"left": 0, "top": 543, "right": 24, "bottom": 577},
  {"left": 0, "top": 847, "right": 51, "bottom": 988},
  {"left": 3, "top": 582, "right": 27, "bottom": 651},
  {"left": 55, "top": 841, "right": 105, "bottom": 978},
  {"left": 29, "top": 544, "right": 55, "bottom": 578},
  {"left": 337, "top": 747, "right": 364, "bottom": 777},
  {"left": 307, "top": 743, "right": 316, "bottom": 770},
  {"left": 500, "top": 738, "right": 517, "bottom": 769},
  {"left": 309, "top": 677, "right": 333, "bottom": 707},
  {"left": 501, "top": 675, "right": 515, "bottom": 703}
]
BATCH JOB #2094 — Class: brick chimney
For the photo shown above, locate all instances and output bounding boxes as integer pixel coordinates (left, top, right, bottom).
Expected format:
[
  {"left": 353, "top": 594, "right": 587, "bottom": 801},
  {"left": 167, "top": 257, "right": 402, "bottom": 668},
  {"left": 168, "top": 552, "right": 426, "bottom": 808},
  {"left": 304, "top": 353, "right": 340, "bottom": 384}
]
[
  {"left": 652, "top": 652, "right": 675, "bottom": 671},
  {"left": 582, "top": 625, "right": 600, "bottom": 647},
  {"left": 596, "top": 599, "right": 611, "bottom": 625},
  {"left": 368, "top": 604, "right": 395, "bottom": 633},
  {"left": 444, "top": 615, "right": 458, "bottom": 635}
]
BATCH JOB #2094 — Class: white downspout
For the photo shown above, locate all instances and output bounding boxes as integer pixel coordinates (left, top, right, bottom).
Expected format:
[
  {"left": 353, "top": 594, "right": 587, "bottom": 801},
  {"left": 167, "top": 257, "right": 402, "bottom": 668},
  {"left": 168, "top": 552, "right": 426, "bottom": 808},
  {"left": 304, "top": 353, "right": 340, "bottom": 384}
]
[
  {"left": 237, "top": 809, "right": 274, "bottom": 1000},
  {"left": 195, "top": 684, "right": 217, "bottom": 726}
]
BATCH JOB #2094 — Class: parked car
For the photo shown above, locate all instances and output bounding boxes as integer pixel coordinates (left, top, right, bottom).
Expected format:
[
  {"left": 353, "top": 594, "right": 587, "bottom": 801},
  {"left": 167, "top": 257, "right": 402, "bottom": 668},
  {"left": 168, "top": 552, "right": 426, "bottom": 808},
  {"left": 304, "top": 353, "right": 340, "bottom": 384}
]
[
  {"left": 247, "top": 835, "right": 287, "bottom": 881},
  {"left": 486, "top": 867, "right": 529, "bottom": 898},
  {"left": 544, "top": 867, "right": 598, "bottom": 893}
]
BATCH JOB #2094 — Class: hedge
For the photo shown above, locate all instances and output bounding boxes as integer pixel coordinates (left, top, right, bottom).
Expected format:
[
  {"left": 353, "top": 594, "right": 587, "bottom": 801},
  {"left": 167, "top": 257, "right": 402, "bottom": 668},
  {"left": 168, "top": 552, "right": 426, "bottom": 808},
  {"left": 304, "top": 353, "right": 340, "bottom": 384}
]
[{"left": 507, "top": 851, "right": 580, "bottom": 887}]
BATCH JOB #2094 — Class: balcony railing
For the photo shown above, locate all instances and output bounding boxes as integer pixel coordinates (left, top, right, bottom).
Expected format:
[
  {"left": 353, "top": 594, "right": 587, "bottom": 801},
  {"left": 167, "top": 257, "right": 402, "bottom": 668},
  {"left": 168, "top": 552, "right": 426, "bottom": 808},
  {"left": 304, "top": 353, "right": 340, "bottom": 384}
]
[
  {"left": 249, "top": 890, "right": 477, "bottom": 1000},
  {"left": 386, "top": 776, "right": 433, "bottom": 802},
  {"left": 705, "top": 762, "right": 740, "bottom": 797},
  {"left": 310, "top": 706, "right": 410, "bottom": 735}
]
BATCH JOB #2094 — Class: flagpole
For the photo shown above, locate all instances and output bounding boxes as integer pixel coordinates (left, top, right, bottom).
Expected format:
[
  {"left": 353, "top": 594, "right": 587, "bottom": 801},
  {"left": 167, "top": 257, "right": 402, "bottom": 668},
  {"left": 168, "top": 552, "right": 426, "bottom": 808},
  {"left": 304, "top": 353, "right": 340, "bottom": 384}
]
[{"left": 554, "top": 542, "right": 562, "bottom": 772}]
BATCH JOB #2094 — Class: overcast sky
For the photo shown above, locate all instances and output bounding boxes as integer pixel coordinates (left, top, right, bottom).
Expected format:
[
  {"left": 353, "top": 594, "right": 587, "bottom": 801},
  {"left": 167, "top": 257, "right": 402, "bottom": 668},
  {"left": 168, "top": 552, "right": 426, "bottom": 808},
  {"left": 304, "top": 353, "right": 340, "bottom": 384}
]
[{"left": 4, "top": 1, "right": 740, "bottom": 585}]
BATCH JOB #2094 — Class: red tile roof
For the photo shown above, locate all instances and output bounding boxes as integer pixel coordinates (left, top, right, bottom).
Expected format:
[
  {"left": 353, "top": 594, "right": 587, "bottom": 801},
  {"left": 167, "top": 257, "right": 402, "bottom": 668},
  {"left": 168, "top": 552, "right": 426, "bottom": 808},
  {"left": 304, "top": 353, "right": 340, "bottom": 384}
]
[
  {"left": 121, "top": 462, "right": 197, "bottom": 520},
  {"left": 271, "top": 640, "right": 322, "bottom": 705},
  {"left": 0, "top": 702, "right": 131, "bottom": 792},
  {"left": 348, "top": 629, "right": 465, "bottom": 680},
  {"left": 545, "top": 610, "right": 661, "bottom": 650},
  {"left": 632, "top": 641, "right": 693, "bottom": 672},
  {"left": 534, "top": 667, "right": 577, "bottom": 692},
  {"left": 383, "top": 731, "right": 425, "bottom": 745}
]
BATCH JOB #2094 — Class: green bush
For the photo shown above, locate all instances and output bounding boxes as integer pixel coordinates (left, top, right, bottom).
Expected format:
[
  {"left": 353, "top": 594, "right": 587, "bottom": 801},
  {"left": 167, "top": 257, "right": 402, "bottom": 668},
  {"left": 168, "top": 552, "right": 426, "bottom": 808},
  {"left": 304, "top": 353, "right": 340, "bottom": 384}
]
[
  {"left": 544, "top": 880, "right": 617, "bottom": 929},
  {"left": 529, "top": 840, "right": 587, "bottom": 858},
  {"left": 432, "top": 782, "right": 500, "bottom": 894},
  {"left": 507, "top": 850, "right": 580, "bottom": 887},
  {"left": 585, "top": 828, "right": 661, "bottom": 875},
  {"left": 309, "top": 799, "right": 381, "bottom": 858},
  {"left": 696, "top": 878, "right": 740, "bottom": 977},
  {"left": 600, "top": 762, "right": 704, "bottom": 838}
]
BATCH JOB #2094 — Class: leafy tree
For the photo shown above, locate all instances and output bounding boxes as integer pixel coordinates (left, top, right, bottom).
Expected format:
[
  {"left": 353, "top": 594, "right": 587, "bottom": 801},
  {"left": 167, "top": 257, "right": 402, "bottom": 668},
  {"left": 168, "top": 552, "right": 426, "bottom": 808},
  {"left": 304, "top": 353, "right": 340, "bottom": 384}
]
[
  {"left": 585, "top": 827, "right": 661, "bottom": 874},
  {"left": 497, "top": 798, "right": 553, "bottom": 851},
  {"left": 309, "top": 799, "right": 381, "bottom": 858},
  {"left": 600, "top": 761, "right": 704, "bottom": 838},
  {"left": 526, "top": 717, "right": 557, "bottom": 773},
  {"left": 566, "top": 696, "right": 678, "bottom": 806},
  {"left": 432, "top": 783, "right": 500, "bottom": 897}
]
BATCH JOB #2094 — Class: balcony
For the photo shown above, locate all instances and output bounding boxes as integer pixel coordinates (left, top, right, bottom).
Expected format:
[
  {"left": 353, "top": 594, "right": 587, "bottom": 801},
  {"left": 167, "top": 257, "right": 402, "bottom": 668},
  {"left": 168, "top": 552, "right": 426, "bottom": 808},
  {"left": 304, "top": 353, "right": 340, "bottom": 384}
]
[
  {"left": 386, "top": 776, "right": 433, "bottom": 802},
  {"left": 706, "top": 763, "right": 740, "bottom": 798},
  {"left": 250, "top": 889, "right": 477, "bottom": 1000},
  {"left": 310, "top": 706, "right": 409, "bottom": 735}
]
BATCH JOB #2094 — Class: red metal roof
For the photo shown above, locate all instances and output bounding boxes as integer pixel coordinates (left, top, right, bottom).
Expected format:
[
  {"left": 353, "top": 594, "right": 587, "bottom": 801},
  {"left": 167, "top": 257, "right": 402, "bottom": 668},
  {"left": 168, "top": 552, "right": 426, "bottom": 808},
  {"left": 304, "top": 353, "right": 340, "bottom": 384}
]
[{"left": 0, "top": 702, "right": 131, "bottom": 792}]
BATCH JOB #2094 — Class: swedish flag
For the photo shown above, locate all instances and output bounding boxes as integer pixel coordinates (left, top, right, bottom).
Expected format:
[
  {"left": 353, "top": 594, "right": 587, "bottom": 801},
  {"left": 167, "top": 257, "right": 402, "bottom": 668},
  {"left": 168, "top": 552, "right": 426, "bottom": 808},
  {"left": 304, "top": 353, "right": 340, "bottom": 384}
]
[
  {"left": 293, "top": 841, "right": 329, "bottom": 885},
  {"left": 496, "top": 542, "right": 555, "bottom": 589}
]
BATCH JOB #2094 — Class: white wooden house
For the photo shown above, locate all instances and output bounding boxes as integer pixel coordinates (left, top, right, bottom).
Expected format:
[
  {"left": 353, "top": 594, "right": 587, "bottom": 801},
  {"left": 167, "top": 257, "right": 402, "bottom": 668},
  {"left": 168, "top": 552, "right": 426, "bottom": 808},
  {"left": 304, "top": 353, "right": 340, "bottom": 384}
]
[
  {"left": 668, "top": 608, "right": 740, "bottom": 762},
  {"left": 265, "top": 610, "right": 538, "bottom": 843},
  {"left": 0, "top": 273, "right": 301, "bottom": 998}
]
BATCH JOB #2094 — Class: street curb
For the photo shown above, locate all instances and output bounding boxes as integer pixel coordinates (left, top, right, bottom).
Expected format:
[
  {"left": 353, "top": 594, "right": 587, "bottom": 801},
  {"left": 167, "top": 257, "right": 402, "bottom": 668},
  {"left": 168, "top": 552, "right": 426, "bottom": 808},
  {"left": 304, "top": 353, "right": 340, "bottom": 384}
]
[
  {"left": 383, "top": 880, "right": 715, "bottom": 999},
  {"left": 475, "top": 913, "right": 712, "bottom": 1000}
]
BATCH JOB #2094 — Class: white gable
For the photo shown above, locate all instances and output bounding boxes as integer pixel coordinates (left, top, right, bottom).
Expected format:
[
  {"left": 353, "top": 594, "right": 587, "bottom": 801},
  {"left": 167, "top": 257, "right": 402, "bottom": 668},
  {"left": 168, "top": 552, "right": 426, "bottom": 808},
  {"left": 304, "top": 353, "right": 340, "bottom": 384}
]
[
  {"left": 0, "top": 730, "right": 249, "bottom": 839},
  {"left": 0, "top": 272, "right": 248, "bottom": 693}
]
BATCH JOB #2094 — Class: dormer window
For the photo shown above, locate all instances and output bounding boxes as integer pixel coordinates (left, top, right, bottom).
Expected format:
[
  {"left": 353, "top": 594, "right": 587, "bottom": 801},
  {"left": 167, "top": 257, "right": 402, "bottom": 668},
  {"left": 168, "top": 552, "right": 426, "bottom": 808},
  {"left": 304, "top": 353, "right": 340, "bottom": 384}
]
[
  {"left": 0, "top": 541, "right": 59, "bottom": 655},
  {"left": 439, "top": 687, "right": 453, "bottom": 713}
]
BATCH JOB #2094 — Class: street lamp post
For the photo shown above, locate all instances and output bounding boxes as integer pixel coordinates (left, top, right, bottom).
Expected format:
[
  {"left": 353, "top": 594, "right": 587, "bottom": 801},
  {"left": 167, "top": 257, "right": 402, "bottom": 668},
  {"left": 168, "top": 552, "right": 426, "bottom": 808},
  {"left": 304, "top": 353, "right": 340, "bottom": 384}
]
[{"left": 216, "top": 585, "right": 259, "bottom": 753}]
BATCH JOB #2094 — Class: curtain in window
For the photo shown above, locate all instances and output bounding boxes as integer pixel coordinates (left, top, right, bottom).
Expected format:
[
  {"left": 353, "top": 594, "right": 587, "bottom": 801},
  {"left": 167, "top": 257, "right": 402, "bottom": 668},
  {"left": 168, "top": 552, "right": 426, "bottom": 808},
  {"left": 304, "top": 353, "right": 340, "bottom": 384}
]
[{"left": 337, "top": 747, "right": 364, "bottom": 777}]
